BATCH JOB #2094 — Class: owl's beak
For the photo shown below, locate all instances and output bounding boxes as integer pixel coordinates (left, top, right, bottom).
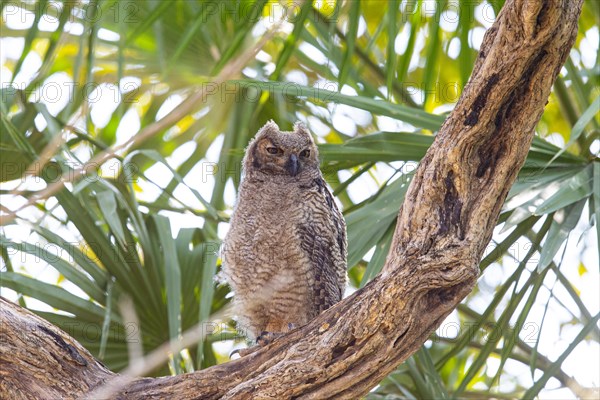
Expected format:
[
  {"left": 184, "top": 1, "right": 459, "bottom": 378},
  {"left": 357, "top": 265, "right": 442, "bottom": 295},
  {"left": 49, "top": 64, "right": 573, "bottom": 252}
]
[{"left": 286, "top": 154, "right": 299, "bottom": 176}]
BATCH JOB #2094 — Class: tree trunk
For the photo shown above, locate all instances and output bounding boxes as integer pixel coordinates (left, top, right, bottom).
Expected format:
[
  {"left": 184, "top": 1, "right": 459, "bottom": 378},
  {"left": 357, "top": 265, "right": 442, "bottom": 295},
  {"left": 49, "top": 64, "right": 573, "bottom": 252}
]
[{"left": 0, "top": 1, "right": 583, "bottom": 398}]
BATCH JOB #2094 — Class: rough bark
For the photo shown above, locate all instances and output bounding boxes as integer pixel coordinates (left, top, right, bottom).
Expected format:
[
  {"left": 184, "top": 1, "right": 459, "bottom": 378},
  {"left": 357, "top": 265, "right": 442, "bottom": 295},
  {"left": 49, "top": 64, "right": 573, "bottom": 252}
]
[
  {"left": 0, "top": 297, "right": 113, "bottom": 399},
  {"left": 0, "top": 0, "right": 583, "bottom": 398}
]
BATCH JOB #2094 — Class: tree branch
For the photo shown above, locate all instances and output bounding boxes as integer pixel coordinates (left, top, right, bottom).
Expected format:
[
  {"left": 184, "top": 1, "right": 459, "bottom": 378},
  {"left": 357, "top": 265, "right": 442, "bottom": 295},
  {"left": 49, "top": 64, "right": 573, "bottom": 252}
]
[
  {"left": 0, "top": 1, "right": 583, "bottom": 399},
  {"left": 0, "top": 297, "right": 113, "bottom": 399}
]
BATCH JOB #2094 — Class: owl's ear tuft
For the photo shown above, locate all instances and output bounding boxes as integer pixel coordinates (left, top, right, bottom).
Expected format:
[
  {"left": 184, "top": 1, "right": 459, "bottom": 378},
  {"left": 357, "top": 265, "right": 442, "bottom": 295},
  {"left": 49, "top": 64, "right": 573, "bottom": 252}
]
[
  {"left": 256, "top": 120, "right": 280, "bottom": 138},
  {"left": 293, "top": 122, "right": 314, "bottom": 141},
  {"left": 293, "top": 121, "right": 308, "bottom": 134}
]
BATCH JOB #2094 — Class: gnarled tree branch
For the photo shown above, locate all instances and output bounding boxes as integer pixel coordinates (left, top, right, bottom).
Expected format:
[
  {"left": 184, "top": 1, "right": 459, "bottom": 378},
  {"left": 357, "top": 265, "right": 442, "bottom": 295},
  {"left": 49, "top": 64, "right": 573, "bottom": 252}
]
[{"left": 0, "top": 1, "right": 583, "bottom": 399}]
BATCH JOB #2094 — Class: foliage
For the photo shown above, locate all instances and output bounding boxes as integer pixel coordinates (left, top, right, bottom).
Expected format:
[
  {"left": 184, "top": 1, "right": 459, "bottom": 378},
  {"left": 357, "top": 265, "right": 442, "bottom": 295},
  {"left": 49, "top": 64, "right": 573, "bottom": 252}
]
[{"left": 0, "top": 0, "right": 598, "bottom": 397}]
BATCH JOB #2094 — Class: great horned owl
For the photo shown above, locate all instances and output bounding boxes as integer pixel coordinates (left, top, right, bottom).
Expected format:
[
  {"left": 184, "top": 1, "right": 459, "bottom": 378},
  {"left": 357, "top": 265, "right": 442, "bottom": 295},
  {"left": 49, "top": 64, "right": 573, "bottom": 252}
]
[{"left": 221, "top": 120, "right": 347, "bottom": 343}]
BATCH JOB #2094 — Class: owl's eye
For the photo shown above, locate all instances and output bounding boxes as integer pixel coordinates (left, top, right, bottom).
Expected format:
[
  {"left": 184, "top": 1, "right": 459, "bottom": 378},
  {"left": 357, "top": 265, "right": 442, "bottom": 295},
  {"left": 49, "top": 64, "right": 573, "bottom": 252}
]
[
  {"left": 300, "top": 149, "right": 310, "bottom": 158},
  {"left": 266, "top": 147, "right": 280, "bottom": 155}
]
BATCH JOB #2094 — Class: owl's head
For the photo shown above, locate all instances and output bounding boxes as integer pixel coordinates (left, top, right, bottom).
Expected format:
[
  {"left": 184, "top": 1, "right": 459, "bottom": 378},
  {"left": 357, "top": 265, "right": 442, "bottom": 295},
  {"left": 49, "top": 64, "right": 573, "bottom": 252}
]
[{"left": 243, "top": 120, "right": 319, "bottom": 178}]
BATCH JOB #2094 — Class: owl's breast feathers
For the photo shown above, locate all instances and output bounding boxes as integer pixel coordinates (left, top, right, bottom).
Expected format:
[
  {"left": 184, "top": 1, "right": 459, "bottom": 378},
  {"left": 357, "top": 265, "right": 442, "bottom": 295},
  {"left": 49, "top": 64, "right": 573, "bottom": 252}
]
[{"left": 223, "top": 173, "right": 347, "bottom": 334}]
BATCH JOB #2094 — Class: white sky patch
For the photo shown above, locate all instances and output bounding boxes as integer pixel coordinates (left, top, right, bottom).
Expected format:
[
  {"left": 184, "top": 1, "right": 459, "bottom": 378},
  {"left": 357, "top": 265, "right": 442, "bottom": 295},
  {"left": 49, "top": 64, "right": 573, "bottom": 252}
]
[
  {"left": 299, "top": 42, "right": 328, "bottom": 65},
  {"left": 120, "top": 76, "right": 141, "bottom": 94},
  {"left": 116, "top": 107, "right": 141, "bottom": 146},
  {"left": 340, "top": 15, "right": 366, "bottom": 38},
  {"left": 70, "top": 139, "right": 92, "bottom": 165},
  {"left": 156, "top": 211, "right": 205, "bottom": 237},
  {"left": 440, "top": 9, "right": 459, "bottom": 32},
  {"left": 375, "top": 115, "right": 417, "bottom": 132},
  {"left": 182, "top": 160, "right": 215, "bottom": 208},
  {"left": 564, "top": 341, "right": 600, "bottom": 386},
  {"left": 331, "top": 113, "right": 356, "bottom": 136},
  {"left": 0, "top": 177, "right": 22, "bottom": 191},
  {"left": 481, "top": 257, "right": 505, "bottom": 289},
  {"left": 14, "top": 51, "right": 42, "bottom": 87},
  {"left": 172, "top": 180, "right": 209, "bottom": 211},
  {"left": 579, "top": 36, "right": 598, "bottom": 69},
  {"left": 357, "top": 16, "right": 367, "bottom": 38},
  {"left": 436, "top": 309, "right": 460, "bottom": 339},
  {"left": 99, "top": 159, "right": 122, "bottom": 181},
  {"left": 329, "top": 103, "right": 371, "bottom": 130},
  {"left": 407, "top": 85, "right": 424, "bottom": 105},
  {"left": 143, "top": 162, "right": 174, "bottom": 189},
  {"left": 447, "top": 36, "right": 461, "bottom": 59},
  {"left": 330, "top": 88, "right": 372, "bottom": 129},
  {"left": 223, "top": 179, "right": 236, "bottom": 209},
  {"left": 258, "top": 4, "right": 294, "bottom": 35},
  {"left": 560, "top": 205, "right": 600, "bottom": 312},
  {"left": 133, "top": 178, "right": 161, "bottom": 204},
  {"left": 305, "top": 103, "right": 331, "bottom": 124},
  {"left": 137, "top": 162, "right": 174, "bottom": 203},
  {"left": 340, "top": 85, "right": 357, "bottom": 96},
  {"left": 89, "top": 83, "right": 121, "bottom": 128},
  {"left": 193, "top": 106, "right": 210, "bottom": 120},
  {"left": 339, "top": 167, "right": 380, "bottom": 204},
  {"left": 433, "top": 103, "right": 456, "bottom": 114},
  {"left": 217, "top": 221, "right": 229, "bottom": 240},
  {"left": 585, "top": 26, "right": 599, "bottom": 51},
  {"left": 362, "top": 246, "right": 375, "bottom": 263},
  {"left": 156, "top": 94, "right": 184, "bottom": 121},
  {"left": 470, "top": 26, "right": 487, "bottom": 51},
  {"left": 314, "top": 79, "right": 338, "bottom": 94},
  {"left": 475, "top": 3, "right": 496, "bottom": 29},
  {"left": 372, "top": 163, "right": 402, "bottom": 184},
  {"left": 408, "top": 29, "right": 427, "bottom": 72},
  {"left": 11, "top": 250, "right": 59, "bottom": 286},
  {"left": 251, "top": 18, "right": 268, "bottom": 37},
  {"left": 395, "top": 23, "right": 411, "bottom": 54},
  {"left": 33, "top": 113, "right": 47, "bottom": 131},
  {"left": 307, "top": 116, "right": 331, "bottom": 137},
  {"left": 205, "top": 134, "right": 224, "bottom": 163},
  {"left": 38, "top": 12, "right": 59, "bottom": 32},
  {"left": 3, "top": 5, "right": 35, "bottom": 29},
  {"left": 420, "top": 1, "right": 438, "bottom": 18},
  {"left": 167, "top": 141, "right": 197, "bottom": 170},
  {"left": 540, "top": 387, "right": 579, "bottom": 400},
  {"left": 485, "top": 357, "right": 500, "bottom": 378},
  {"left": 0, "top": 196, "right": 31, "bottom": 219},
  {"left": 285, "top": 70, "right": 308, "bottom": 86},
  {"left": 242, "top": 67, "right": 258, "bottom": 79},
  {"left": 65, "top": 21, "right": 84, "bottom": 35},
  {"left": 35, "top": 72, "right": 73, "bottom": 116},
  {"left": 255, "top": 50, "right": 272, "bottom": 63},
  {"left": 590, "top": 139, "right": 599, "bottom": 156},
  {"left": 98, "top": 28, "right": 120, "bottom": 42},
  {"left": 544, "top": 132, "right": 565, "bottom": 148},
  {"left": 60, "top": 281, "right": 89, "bottom": 300},
  {"left": 569, "top": 51, "right": 581, "bottom": 70},
  {"left": 263, "top": 62, "right": 276, "bottom": 76}
]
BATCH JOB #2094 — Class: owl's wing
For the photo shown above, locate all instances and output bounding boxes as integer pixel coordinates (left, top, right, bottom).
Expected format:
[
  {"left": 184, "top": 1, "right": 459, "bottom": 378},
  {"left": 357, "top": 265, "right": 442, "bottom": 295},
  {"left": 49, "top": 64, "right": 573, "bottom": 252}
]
[{"left": 299, "top": 177, "right": 347, "bottom": 314}]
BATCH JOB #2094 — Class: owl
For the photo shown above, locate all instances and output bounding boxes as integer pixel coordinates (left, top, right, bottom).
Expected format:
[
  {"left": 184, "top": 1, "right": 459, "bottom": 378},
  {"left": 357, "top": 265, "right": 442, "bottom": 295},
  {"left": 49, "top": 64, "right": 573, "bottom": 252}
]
[{"left": 221, "top": 120, "right": 347, "bottom": 345}]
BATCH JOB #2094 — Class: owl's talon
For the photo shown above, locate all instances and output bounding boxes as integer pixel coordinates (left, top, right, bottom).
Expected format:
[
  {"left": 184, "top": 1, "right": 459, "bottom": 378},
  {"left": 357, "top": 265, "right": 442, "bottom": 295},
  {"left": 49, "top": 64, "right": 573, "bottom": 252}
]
[
  {"left": 287, "top": 323, "right": 297, "bottom": 331},
  {"left": 256, "top": 331, "right": 284, "bottom": 347},
  {"left": 230, "top": 346, "right": 258, "bottom": 358}
]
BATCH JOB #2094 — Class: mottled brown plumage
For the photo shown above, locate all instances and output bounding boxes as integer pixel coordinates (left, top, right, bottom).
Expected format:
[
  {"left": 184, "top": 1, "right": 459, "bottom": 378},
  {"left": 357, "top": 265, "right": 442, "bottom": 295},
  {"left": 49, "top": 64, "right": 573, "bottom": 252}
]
[{"left": 221, "top": 121, "right": 347, "bottom": 341}]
